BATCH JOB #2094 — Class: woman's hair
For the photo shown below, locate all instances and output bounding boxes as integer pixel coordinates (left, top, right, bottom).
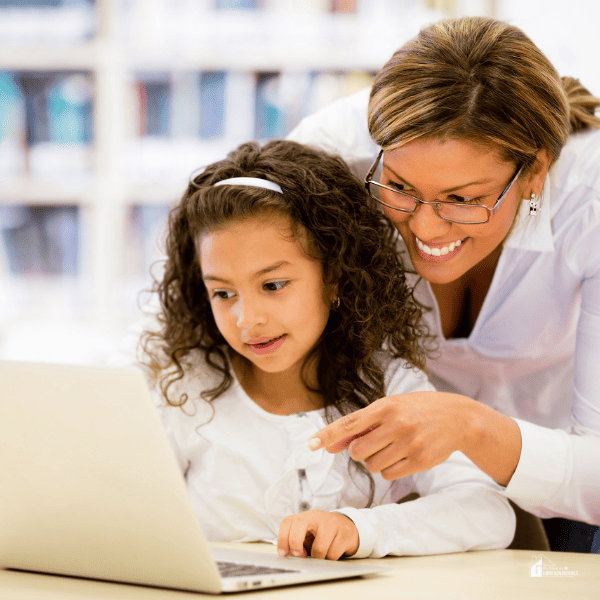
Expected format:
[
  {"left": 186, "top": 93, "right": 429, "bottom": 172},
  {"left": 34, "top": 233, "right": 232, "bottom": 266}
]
[
  {"left": 144, "top": 138, "right": 427, "bottom": 418},
  {"left": 369, "top": 16, "right": 600, "bottom": 174}
]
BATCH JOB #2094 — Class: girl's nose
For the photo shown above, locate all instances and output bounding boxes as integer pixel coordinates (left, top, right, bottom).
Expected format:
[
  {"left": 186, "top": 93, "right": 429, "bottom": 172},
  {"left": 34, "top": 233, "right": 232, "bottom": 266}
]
[{"left": 236, "top": 298, "right": 267, "bottom": 329}]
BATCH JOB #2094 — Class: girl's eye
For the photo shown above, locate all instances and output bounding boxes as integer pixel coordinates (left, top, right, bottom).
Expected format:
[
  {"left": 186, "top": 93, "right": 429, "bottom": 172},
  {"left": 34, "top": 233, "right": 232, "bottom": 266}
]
[
  {"left": 263, "top": 280, "right": 289, "bottom": 292},
  {"left": 211, "top": 290, "right": 235, "bottom": 300}
]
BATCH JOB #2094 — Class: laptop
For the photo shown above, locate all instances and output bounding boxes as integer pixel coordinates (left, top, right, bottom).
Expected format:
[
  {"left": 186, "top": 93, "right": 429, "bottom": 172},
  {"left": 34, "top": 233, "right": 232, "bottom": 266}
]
[{"left": 0, "top": 361, "right": 387, "bottom": 593}]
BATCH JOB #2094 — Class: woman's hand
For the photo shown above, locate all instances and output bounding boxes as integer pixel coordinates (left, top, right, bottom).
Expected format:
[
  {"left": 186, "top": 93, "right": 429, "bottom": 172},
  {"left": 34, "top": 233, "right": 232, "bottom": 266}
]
[
  {"left": 307, "top": 392, "right": 522, "bottom": 486},
  {"left": 277, "top": 511, "right": 359, "bottom": 560}
]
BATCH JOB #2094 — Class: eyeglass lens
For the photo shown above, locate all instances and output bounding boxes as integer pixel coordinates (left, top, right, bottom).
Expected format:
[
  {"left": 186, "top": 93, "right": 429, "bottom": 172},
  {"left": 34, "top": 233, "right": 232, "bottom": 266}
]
[{"left": 367, "top": 182, "right": 490, "bottom": 224}]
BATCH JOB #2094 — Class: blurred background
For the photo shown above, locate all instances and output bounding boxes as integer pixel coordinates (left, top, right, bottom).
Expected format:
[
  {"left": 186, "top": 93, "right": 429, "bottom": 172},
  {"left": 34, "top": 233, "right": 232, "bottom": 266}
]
[{"left": 0, "top": 0, "right": 599, "bottom": 365}]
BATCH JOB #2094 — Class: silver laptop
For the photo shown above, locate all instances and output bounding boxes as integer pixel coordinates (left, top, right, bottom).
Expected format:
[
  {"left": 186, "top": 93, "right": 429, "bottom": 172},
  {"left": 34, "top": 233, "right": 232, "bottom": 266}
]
[{"left": 0, "top": 361, "right": 387, "bottom": 593}]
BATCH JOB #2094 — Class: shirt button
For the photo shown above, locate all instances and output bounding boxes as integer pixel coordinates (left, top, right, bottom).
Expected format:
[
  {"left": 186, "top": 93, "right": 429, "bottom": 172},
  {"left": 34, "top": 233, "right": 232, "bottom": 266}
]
[
  {"left": 298, "top": 469, "right": 306, "bottom": 479},
  {"left": 299, "top": 502, "right": 310, "bottom": 512}
]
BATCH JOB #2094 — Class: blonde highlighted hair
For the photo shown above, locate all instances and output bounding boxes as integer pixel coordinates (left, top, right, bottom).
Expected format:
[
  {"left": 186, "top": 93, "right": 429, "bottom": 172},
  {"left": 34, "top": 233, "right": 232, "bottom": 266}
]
[{"left": 368, "top": 17, "right": 600, "bottom": 173}]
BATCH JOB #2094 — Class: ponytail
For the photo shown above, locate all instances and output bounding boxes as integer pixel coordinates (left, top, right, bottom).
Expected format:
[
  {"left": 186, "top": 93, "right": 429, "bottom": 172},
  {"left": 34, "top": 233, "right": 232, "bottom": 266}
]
[{"left": 561, "top": 76, "right": 600, "bottom": 134}]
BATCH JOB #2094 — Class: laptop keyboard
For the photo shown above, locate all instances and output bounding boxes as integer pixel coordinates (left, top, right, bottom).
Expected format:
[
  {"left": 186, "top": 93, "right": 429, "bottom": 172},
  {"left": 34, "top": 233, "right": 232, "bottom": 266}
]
[{"left": 217, "top": 561, "right": 300, "bottom": 578}]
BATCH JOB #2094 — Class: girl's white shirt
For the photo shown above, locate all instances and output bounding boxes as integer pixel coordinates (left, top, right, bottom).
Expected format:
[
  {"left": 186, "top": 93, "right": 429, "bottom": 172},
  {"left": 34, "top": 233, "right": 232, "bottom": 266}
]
[
  {"left": 115, "top": 338, "right": 514, "bottom": 558},
  {"left": 288, "top": 87, "right": 600, "bottom": 525}
]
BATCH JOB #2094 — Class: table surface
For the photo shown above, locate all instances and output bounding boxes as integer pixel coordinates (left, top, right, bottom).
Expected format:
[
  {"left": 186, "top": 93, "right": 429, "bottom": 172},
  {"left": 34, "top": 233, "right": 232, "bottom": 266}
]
[{"left": 1, "top": 543, "right": 598, "bottom": 600}]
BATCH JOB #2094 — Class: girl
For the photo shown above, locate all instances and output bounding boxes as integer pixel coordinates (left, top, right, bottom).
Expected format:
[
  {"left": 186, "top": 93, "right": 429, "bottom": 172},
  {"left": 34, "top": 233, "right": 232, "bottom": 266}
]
[
  {"left": 289, "top": 16, "right": 600, "bottom": 551},
  {"left": 131, "top": 139, "right": 514, "bottom": 560}
]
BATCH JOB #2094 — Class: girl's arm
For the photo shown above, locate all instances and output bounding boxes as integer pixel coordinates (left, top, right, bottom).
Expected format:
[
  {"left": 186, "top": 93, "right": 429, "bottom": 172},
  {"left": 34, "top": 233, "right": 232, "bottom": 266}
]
[
  {"left": 277, "top": 450, "right": 516, "bottom": 559},
  {"left": 279, "top": 363, "right": 515, "bottom": 559},
  {"left": 333, "top": 450, "right": 516, "bottom": 558}
]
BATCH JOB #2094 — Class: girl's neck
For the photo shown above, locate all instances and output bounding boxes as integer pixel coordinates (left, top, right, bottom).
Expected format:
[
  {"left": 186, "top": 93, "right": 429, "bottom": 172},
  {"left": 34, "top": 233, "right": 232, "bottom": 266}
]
[{"left": 230, "top": 352, "right": 324, "bottom": 416}]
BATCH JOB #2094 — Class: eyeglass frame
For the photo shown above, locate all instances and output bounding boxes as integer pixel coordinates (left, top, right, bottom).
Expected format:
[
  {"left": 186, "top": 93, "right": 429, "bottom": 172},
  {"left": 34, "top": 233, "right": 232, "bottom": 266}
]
[{"left": 364, "top": 150, "right": 524, "bottom": 225}]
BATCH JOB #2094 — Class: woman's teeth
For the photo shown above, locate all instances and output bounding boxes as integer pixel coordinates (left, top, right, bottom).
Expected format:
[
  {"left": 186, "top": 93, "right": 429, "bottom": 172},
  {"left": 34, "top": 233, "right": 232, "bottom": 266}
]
[{"left": 416, "top": 237, "right": 463, "bottom": 256}]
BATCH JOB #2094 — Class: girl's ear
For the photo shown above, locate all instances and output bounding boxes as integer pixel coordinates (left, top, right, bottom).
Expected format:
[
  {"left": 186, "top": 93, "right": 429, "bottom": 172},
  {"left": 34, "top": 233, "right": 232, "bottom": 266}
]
[
  {"left": 323, "top": 270, "right": 339, "bottom": 308},
  {"left": 331, "top": 283, "right": 339, "bottom": 302},
  {"left": 324, "top": 266, "right": 341, "bottom": 285},
  {"left": 526, "top": 149, "right": 552, "bottom": 197}
]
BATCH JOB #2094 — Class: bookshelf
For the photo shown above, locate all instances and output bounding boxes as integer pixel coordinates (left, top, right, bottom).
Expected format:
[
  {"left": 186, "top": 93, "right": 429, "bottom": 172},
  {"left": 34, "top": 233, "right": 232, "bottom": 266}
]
[{"left": 0, "top": 0, "right": 473, "bottom": 364}]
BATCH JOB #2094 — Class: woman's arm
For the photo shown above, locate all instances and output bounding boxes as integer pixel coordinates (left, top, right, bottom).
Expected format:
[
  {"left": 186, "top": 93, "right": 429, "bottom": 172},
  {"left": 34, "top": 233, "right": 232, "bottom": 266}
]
[
  {"left": 502, "top": 257, "right": 600, "bottom": 524},
  {"left": 308, "top": 391, "right": 522, "bottom": 486},
  {"left": 309, "top": 266, "right": 600, "bottom": 525}
]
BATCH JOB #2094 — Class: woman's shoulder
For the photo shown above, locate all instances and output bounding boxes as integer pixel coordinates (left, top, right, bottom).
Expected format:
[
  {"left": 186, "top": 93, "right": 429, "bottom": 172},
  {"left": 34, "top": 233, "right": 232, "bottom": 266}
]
[
  {"left": 553, "top": 128, "right": 600, "bottom": 195},
  {"left": 286, "top": 87, "right": 377, "bottom": 174}
]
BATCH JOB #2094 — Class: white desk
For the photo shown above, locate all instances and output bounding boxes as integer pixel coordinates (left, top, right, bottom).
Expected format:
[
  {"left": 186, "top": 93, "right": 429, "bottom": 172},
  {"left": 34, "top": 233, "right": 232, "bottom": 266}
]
[{"left": 1, "top": 544, "right": 598, "bottom": 600}]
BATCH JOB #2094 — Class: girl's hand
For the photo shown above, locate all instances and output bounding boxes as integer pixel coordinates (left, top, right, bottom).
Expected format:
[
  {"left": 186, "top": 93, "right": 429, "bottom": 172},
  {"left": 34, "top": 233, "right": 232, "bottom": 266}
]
[
  {"left": 307, "top": 392, "right": 522, "bottom": 486},
  {"left": 277, "top": 511, "right": 359, "bottom": 560}
]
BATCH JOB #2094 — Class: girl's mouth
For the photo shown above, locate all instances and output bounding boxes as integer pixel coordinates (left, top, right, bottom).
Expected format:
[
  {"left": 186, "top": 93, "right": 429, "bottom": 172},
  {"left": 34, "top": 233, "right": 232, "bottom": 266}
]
[
  {"left": 414, "top": 235, "right": 468, "bottom": 263},
  {"left": 247, "top": 334, "right": 287, "bottom": 355}
]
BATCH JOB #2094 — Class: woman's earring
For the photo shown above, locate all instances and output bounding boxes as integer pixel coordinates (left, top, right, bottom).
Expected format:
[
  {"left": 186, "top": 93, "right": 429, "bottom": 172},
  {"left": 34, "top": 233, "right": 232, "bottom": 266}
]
[
  {"left": 330, "top": 296, "right": 341, "bottom": 310},
  {"left": 528, "top": 192, "right": 540, "bottom": 216}
]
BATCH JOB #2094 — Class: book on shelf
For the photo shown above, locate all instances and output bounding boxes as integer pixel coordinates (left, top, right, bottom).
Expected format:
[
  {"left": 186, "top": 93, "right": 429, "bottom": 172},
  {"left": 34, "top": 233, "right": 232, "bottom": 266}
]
[
  {"left": 0, "top": 72, "right": 26, "bottom": 178},
  {"left": 126, "top": 68, "right": 373, "bottom": 184},
  {"left": 125, "top": 204, "right": 170, "bottom": 281},
  {"left": 199, "top": 71, "right": 226, "bottom": 140},
  {"left": 0, "top": 204, "right": 79, "bottom": 277},
  {"left": 2, "top": 71, "right": 93, "bottom": 179},
  {"left": 136, "top": 75, "right": 171, "bottom": 138},
  {"left": 214, "top": 0, "right": 260, "bottom": 10}
]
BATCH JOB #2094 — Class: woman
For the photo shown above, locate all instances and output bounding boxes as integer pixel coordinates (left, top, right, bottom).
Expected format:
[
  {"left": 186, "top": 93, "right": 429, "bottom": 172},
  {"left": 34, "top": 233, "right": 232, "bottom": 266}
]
[{"left": 290, "top": 16, "right": 600, "bottom": 551}]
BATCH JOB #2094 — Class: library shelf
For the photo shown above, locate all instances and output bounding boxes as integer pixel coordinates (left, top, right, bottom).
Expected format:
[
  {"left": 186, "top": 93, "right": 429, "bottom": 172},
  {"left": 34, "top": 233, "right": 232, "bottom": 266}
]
[{"left": 0, "top": 0, "right": 457, "bottom": 364}]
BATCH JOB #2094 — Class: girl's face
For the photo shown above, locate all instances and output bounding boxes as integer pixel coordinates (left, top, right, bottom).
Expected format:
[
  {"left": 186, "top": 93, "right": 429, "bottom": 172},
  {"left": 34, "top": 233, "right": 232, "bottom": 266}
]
[
  {"left": 380, "top": 138, "right": 534, "bottom": 285},
  {"left": 199, "top": 212, "right": 335, "bottom": 376}
]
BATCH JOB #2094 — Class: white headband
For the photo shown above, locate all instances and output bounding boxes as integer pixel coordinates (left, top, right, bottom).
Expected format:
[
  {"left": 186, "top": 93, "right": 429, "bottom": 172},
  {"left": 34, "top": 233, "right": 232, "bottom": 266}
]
[{"left": 213, "top": 177, "right": 283, "bottom": 194}]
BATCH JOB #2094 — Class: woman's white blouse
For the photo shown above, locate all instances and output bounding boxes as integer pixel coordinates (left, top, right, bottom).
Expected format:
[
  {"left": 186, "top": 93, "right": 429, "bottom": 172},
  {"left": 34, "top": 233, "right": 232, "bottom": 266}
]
[
  {"left": 152, "top": 352, "right": 514, "bottom": 558},
  {"left": 288, "top": 88, "right": 600, "bottom": 525}
]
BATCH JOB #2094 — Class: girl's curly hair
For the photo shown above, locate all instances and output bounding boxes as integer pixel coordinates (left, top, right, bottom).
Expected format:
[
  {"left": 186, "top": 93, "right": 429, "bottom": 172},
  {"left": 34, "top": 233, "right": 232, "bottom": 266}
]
[
  {"left": 142, "top": 140, "right": 428, "bottom": 500},
  {"left": 145, "top": 138, "right": 428, "bottom": 407},
  {"left": 142, "top": 140, "right": 428, "bottom": 505}
]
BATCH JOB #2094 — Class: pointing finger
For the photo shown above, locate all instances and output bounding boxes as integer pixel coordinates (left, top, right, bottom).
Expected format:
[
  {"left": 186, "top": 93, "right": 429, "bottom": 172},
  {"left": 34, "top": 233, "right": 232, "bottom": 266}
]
[{"left": 307, "top": 408, "right": 381, "bottom": 453}]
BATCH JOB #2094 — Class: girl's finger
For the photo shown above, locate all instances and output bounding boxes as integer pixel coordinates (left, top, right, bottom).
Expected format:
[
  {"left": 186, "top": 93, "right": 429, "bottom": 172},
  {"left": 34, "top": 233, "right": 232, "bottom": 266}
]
[
  {"left": 287, "top": 518, "right": 312, "bottom": 558},
  {"left": 327, "top": 530, "right": 352, "bottom": 561},
  {"left": 307, "top": 525, "right": 336, "bottom": 560},
  {"left": 277, "top": 515, "right": 294, "bottom": 556}
]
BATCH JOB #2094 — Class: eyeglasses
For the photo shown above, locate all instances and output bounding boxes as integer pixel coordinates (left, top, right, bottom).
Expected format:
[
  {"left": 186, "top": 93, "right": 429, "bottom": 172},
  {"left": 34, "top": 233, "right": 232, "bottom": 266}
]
[{"left": 364, "top": 150, "right": 523, "bottom": 225}]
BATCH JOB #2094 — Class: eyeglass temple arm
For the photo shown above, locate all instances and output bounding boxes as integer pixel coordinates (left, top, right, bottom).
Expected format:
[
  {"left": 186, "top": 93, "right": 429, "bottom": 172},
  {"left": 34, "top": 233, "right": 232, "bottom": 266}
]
[
  {"left": 491, "top": 164, "right": 524, "bottom": 215},
  {"left": 365, "top": 150, "right": 384, "bottom": 186}
]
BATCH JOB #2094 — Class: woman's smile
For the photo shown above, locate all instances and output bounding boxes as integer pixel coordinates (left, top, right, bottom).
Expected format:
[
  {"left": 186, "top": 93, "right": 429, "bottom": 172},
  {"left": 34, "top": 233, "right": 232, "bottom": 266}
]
[{"left": 414, "top": 235, "right": 468, "bottom": 263}]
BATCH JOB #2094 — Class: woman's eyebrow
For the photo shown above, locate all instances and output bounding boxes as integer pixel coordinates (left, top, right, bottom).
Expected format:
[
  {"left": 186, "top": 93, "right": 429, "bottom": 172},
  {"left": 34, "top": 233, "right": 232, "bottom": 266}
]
[
  {"left": 383, "top": 162, "right": 494, "bottom": 194},
  {"left": 203, "top": 261, "right": 290, "bottom": 283}
]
